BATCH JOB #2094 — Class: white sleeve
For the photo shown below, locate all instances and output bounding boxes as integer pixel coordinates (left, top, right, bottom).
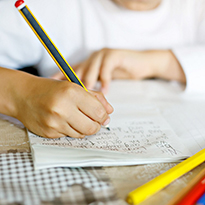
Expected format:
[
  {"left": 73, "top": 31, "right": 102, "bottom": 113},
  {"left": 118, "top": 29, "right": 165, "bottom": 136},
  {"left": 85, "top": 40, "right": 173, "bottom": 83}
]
[
  {"left": 33, "top": 0, "right": 83, "bottom": 77},
  {"left": 0, "top": 0, "right": 43, "bottom": 69},
  {"left": 0, "top": 0, "right": 82, "bottom": 77},
  {"left": 173, "top": 46, "right": 205, "bottom": 93},
  {"left": 172, "top": 0, "right": 205, "bottom": 94}
]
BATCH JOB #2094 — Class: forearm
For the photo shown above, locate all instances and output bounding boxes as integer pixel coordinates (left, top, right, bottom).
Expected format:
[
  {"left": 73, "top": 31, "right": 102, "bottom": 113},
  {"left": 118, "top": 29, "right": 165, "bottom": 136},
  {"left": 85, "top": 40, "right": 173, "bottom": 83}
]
[
  {"left": 0, "top": 67, "right": 35, "bottom": 118},
  {"left": 151, "top": 50, "right": 186, "bottom": 83},
  {"left": 108, "top": 49, "right": 186, "bottom": 84}
]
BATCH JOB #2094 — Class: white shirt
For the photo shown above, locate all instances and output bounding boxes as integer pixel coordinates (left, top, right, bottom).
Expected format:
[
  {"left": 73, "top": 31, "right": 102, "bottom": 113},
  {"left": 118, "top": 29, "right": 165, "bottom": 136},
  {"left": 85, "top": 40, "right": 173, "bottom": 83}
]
[{"left": 0, "top": 0, "right": 205, "bottom": 93}]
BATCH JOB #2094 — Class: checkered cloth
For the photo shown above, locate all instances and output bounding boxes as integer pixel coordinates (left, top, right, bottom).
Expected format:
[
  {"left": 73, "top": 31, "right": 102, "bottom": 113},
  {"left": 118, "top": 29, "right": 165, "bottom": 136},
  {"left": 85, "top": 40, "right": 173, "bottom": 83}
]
[{"left": 0, "top": 153, "right": 118, "bottom": 205}]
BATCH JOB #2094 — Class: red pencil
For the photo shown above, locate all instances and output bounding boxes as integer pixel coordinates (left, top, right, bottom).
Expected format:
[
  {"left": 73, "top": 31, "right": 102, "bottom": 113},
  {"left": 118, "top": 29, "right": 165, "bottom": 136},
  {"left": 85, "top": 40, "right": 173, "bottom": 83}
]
[{"left": 176, "top": 175, "right": 205, "bottom": 205}]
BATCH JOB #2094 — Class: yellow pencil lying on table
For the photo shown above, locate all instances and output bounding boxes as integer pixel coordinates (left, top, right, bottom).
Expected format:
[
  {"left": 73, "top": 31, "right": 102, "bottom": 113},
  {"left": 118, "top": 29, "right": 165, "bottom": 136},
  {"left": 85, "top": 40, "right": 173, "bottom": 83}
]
[
  {"left": 15, "top": 0, "right": 110, "bottom": 130},
  {"left": 127, "top": 148, "right": 205, "bottom": 205}
]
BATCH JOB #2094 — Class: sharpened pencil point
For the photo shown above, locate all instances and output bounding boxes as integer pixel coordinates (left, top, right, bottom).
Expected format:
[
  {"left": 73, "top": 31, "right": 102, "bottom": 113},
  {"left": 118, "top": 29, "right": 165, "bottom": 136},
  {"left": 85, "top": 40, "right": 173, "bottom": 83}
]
[{"left": 103, "top": 124, "right": 110, "bottom": 131}]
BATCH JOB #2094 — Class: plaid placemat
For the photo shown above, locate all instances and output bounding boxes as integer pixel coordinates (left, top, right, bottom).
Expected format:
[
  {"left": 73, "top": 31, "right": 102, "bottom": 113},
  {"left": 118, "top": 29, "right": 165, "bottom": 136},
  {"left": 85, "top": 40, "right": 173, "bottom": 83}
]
[{"left": 0, "top": 153, "right": 119, "bottom": 205}]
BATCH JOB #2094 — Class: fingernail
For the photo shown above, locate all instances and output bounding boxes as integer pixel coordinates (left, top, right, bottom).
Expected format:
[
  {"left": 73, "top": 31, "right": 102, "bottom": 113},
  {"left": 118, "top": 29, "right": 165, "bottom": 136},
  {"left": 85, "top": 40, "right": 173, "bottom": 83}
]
[
  {"left": 101, "top": 87, "right": 108, "bottom": 94},
  {"left": 103, "top": 118, "right": 110, "bottom": 126},
  {"left": 87, "top": 85, "right": 92, "bottom": 90}
]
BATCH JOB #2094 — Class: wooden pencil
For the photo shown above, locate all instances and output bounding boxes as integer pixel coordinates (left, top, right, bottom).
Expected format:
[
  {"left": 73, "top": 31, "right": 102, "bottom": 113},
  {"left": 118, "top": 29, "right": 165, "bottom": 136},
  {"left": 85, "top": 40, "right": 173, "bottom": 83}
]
[
  {"left": 176, "top": 175, "right": 205, "bottom": 205},
  {"left": 167, "top": 165, "right": 205, "bottom": 205}
]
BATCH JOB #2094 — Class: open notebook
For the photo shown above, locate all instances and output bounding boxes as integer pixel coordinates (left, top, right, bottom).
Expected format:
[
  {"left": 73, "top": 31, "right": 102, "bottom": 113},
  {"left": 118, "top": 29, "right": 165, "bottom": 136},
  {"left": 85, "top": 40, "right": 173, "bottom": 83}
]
[{"left": 28, "top": 107, "right": 191, "bottom": 170}]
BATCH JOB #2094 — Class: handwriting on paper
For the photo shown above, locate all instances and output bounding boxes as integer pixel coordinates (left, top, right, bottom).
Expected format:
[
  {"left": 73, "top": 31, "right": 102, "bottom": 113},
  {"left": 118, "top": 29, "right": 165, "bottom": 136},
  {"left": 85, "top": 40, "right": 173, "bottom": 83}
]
[{"left": 30, "top": 116, "right": 182, "bottom": 157}]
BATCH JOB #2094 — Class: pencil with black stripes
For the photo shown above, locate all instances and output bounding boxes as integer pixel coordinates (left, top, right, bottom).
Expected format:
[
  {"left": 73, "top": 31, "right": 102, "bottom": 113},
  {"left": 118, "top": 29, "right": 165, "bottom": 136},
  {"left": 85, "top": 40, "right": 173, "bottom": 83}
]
[{"left": 15, "top": 0, "right": 110, "bottom": 130}]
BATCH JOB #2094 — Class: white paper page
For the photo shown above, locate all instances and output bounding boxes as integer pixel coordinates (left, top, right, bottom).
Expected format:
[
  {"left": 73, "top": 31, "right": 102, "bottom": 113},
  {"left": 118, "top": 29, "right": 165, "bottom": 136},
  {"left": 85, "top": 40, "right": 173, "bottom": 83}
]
[
  {"left": 105, "top": 80, "right": 205, "bottom": 156},
  {"left": 31, "top": 144, "right": 185, "bottom": 169},
  {"left": 160, "top": 102, "right": 205, "bottom": 155}
]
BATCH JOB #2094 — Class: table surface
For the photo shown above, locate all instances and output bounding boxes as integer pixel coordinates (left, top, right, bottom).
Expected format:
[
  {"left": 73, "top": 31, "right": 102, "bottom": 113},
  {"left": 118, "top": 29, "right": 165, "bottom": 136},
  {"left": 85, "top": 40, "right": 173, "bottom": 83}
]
[{"left": 1, "top": 80, "right": 205, "bottom": 205}]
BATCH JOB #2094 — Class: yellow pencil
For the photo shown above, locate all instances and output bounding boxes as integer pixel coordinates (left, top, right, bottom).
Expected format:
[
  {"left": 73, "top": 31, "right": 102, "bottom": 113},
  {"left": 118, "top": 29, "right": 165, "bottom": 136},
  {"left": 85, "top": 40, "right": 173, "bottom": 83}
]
[{"left": 126, "top": 148, "right": 205, "bottom": 205}]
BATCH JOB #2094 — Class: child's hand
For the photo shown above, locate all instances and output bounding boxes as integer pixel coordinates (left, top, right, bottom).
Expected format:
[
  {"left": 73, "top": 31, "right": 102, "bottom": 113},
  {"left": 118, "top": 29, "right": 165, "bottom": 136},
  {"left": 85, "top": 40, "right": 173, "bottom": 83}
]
[
  {"left": 52, "top": 49, "right": 185, "bottom": 93},
  {"left": 51, "top": 71, "right": 67, "bottom": 81},
  {"left": 14, "top": 76, "right": 113, "bottom": 139}
]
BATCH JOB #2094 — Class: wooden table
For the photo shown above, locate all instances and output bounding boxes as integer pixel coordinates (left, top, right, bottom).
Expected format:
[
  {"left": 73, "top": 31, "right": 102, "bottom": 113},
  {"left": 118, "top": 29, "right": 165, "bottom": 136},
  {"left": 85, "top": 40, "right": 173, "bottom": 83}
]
[{"left": 1, "top": 80, "right": 205, "bottom": 204}]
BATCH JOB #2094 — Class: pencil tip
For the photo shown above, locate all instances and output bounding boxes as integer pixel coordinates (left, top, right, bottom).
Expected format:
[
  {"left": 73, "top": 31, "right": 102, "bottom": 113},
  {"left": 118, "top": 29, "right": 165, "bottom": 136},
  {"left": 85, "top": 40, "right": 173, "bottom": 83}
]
[
  {"left": 103, "top": 124, "right": 110, "bottom": 131},
  {"left": 106, "top": 127, "right": 110, "bottom": 131}
]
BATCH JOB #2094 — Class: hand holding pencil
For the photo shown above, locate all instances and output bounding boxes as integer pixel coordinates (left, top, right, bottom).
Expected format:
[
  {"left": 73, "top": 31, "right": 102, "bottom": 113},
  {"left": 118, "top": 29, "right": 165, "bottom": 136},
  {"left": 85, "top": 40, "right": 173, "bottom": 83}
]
[
  {"left": 13, "top": 75, "right": 113, "bottom": 139},
  {"left": 13, "top": 0, "right": 113, "bottom": 139}
]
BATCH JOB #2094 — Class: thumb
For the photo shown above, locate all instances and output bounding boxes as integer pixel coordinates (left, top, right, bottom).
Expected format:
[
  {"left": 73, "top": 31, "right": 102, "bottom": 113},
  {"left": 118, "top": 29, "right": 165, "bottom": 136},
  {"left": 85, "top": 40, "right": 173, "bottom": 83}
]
[
  {"left": 89, "top": 90, "right": 114, "bottom": 114},
  {"left": 99, "top": 64, "right": 113, "bottom": 94}
]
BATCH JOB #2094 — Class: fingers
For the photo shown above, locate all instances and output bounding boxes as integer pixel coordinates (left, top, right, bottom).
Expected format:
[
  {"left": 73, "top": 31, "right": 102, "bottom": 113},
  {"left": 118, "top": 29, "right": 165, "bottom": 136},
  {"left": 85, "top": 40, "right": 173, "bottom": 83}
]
[
  {"left": 50, "top": 71, "right": 66, "bottom": 80},
  {"left": 39, "top": 124, "right": 85, "bottom": 139},
  {"left": 67, "top": 108, "right": 102, "bottom": 136},
  {"left": 44, "top": 84, "right": 112, "bottom": 138},
  {"left": 73, "top": 63, "right": 84, "bottom": 80},
  {"left": 46, "top": 105, "right": 107, "bottom": 139},
  {"left": 82, "top": 52, "right": 103, "bottom": 90},
  {"left": 52, "top": 49, "right": 141, "bottom": 95},
  {"left": 55, "top": 122, "right": 86, "bottom": 139},
  {"left": 42, "top": 96, "right": 109, "bottom": 138},
  {"left": 33, "top": 105, "right": 103, "bottom": 139},
  {"left": 73, "top": 49, "right": 117, "bottom": 92},
  {"left": 112, "top": 68, "right": 132, "bottom": 79},
  {"left": 65, "top": 88, "right": 113, "bottom": 136},
  {"left": 78, "top": 94, "right": 110, "bottom": 126},
  {"left": 89, "top": 90, "right": 114, "bottom": 114},
  {"left": 74, "top": 53, "right": 103, "bottom": 90},
  {"left": 54, "top": 116, "right": 86, "bottom": 139}
]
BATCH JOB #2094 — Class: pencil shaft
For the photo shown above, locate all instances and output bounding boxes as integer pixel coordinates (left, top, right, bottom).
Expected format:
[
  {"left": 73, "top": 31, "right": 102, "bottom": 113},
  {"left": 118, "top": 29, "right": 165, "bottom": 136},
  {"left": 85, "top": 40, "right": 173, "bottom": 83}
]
[
  {"left": 167, "top": 166, "right": 205, "bottom": 205},
  {"left": 177, "top": 176, "right": 205, "bottom": 205},
  {"left": 18, "top": 4, "right": 87, "bottom": 91}
]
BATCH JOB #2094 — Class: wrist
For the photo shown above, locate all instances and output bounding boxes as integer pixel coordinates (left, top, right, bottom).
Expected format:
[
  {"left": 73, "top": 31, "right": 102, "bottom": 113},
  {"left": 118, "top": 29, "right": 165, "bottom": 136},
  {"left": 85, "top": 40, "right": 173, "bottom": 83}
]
[
  {"left": 151, "top": 50, "right": 186, "bottom": 83},
  {"left": 0, "top": 68, "right": 37, "bottom": 119},
  {"left": 149, "top": 50, "right": 170, "bottom": 78},
  {"left": 0, "top": 68, "right": 20, "bottom": 117},
  {"left": 12, "top": 71, "right": 40, "bottom": 120}
]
